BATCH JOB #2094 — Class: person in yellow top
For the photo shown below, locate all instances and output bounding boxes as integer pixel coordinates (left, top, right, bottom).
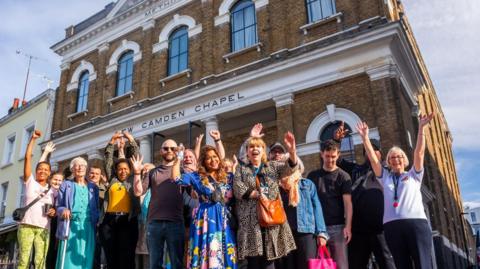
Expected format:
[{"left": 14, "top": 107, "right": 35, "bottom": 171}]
[{"left": 99, "top": 131, "right": 141, "bottom": 269}]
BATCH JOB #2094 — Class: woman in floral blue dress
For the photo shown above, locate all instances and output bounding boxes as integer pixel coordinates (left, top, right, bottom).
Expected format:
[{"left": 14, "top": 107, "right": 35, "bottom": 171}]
[{"left": 172, "top": 144, "right": 237, "bottom": 269}]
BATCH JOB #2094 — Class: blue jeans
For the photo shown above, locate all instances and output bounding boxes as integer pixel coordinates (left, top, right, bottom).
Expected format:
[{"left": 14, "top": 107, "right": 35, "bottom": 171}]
[{"left": 147, "top": 220, "right": 185, "bottom": 269}]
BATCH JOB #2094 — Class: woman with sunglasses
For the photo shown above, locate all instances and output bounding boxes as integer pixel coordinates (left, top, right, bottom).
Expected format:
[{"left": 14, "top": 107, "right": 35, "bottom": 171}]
[
  {"left": 171, "top": 134, "right": 237, "bottom": 269},
  {"left": 99, "top": 131, "right": 140, "bottom": 269},
  {"left": 357, "top": 113, "right": 435, "bottom": 269}
]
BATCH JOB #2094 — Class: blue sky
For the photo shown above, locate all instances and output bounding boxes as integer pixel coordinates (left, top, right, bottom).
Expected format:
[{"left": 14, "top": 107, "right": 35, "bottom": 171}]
[{"left": 0, "top": 0, "right": 479, "bottom": 205}]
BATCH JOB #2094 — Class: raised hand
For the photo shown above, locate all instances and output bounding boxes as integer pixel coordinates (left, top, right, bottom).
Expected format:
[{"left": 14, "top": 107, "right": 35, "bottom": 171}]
[
  {"left": 110, "top": 131, "right": 123, "bottom": 144},
  {"left": 419, "top": 112, "right": 435, "bottom": 128},
  {"left": 196, "top": 134, "right": 204, "bottom": 144},
  {"left": 44, "top": 141, "right": 56, "bottom": 154},
  {"left": 123, "top": 130, "right": 135, "bottom": 142},
  {"left": 250, "top": 123, "right": 264, "bottom": 138},
  {"left": 283, "top": 131, "right": 296, "bottom": 154},
  {"left": 130, "top": 155, "right": 144, "bottom": 174},
  {"left": 233, "top": 154, "right": 239, "bottom": 170},
  {"left": 356, "top": 122, "right": 369, "bottom": 139},
  {"left": 32, "top": 130, "right": 42, "bottom": 139},
  {"left": 209, "top": 130, "right": 221, "bottom": 141},
  {"left": 334, "top": 121, "right": 349, "bottom": 141}
]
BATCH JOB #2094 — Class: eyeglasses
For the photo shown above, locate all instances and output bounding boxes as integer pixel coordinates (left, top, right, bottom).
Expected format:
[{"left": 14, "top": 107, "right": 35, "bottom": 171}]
[
  {"left": 162, "top": 147, "right": 177, "bottom": 152},
  {"left": 389, "top": 156, "right": 404, "bottom": 160}
]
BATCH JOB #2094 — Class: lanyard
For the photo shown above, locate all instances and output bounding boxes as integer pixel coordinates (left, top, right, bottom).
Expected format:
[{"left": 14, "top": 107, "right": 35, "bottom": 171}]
[{"left": 392, "top": 174, "right": 400, "bottom": 208}]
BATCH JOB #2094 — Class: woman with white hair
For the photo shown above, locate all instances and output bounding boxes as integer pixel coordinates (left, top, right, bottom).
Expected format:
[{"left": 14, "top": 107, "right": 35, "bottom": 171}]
[
  {"left": 357, "top": 113, "right": 434, "bottom": 269},
  {"left": 55, "top": 157, "right": 99, "bottom": 269}
]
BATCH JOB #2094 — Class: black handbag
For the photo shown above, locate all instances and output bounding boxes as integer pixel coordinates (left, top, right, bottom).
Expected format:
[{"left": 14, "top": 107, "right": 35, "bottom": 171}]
[{"left": 13, "top": 187, "right": 50, "bottom": 221}]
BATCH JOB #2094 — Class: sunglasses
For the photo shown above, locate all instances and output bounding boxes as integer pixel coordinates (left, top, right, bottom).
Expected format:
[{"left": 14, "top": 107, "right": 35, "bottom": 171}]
[{"left": 162, "top": 147, "right": 177, "bottom": 152}]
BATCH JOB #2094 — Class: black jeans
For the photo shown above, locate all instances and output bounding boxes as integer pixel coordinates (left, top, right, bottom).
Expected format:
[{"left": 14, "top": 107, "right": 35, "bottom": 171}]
[
  {"left": 100, "top": 214, "right": 139, "bottom": 269},
  {"left": 278, "top": 231, "right": 317, "bottom": 269},
  {"left": 147, "top": 220, "right": 185, "bottom": 269},
  {"left": 384, "top": 219, "right": 433, "bottom": 269},
  {"left": 348, "top": 231, "right": 396, "bottom": 269}
]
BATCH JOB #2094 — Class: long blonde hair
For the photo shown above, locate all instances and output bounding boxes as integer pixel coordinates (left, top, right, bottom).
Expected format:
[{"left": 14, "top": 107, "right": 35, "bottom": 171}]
[{"left": 198, "top": 145, "right": 227, "bottom": 184}]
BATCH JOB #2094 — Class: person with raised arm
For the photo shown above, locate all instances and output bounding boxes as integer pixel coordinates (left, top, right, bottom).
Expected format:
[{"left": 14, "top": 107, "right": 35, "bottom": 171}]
[
  {"left": 99, "top": 131, "right": 140, "bottom": 269},
  {"left": 132, "top": 139, "right": 185, "bottom": 269},
  {"left": 194, "top": 131, "right": 226, "bottom": 160},
  {"left": 333, "top": 122, "right": 396, "bottom": 269},
  {"left": 55, "top": 157, "right": 99, "bottom": 269},
  {"left": 233, "top": 124, "right": 298, "bottom": 269},
  {"left": 171, "top": 139, "right": 237, "bottom": 269},
  {"left": 356, "top": 113, "right": 435, "bottom": 269},
  {"left": 17, "top": 130, "right": 57, "bottom": 269}
]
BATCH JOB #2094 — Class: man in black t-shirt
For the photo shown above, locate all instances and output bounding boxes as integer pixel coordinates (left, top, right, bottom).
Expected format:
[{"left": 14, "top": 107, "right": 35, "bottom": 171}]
[
  {"left": 334, "top": 123, "right": 396, "bottom": 269},
  {"left": 307, "top": 140, "right": 352, "bottom": 269}
]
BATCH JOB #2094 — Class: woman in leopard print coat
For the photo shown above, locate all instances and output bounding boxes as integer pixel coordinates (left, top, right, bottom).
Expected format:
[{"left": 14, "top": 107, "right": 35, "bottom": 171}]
[{"left": 233, "top": 132, "right": 298, "bottom": 268}]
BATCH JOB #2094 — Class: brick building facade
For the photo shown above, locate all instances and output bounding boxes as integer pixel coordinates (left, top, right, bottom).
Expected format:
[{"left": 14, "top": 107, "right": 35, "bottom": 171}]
[{"left": 49, "top": 0, "right": 474, "bottom": 267}]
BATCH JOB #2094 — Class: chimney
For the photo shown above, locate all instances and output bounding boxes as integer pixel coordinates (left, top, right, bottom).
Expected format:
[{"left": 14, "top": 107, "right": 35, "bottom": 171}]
[
  {"left": 8, "top": 98, "right": 20, "bottom": 114},
  {"left": 65, "top": 25, "right": 75, "bottom": 38},
  {"left": 13, "top": 98, "right": 20, "bottom": 110},
  {"left": 22, "top": 100, "right": 27, "bottom": 107}
]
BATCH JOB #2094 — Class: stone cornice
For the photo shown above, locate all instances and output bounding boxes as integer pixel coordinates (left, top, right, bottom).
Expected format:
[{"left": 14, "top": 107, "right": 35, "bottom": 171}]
[{"left": 51, "top": 0, "right": 193, "bottom": 59}]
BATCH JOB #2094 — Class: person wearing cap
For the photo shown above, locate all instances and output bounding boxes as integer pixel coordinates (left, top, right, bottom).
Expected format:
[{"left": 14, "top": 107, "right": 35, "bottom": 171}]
[
  {"left": 334, "top": 123, "right": 396, "bottom": 269},
  {"left": 278, "top": 158, "right": 329, "bottom": 269}
]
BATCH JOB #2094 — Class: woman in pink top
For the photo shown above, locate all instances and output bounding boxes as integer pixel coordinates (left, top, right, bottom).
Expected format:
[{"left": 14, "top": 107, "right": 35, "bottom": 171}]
[{"left": 17, "top": 130, "right": 57, "bottom": 269}]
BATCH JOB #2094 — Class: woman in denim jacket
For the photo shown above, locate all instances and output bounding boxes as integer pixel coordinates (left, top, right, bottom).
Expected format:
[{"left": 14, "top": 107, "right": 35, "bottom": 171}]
[
  {"left": 56, "top": 157, "right": 99, "bottom": 269},
  {"left": 279, "top": 167, "right": 329, "bottom": 268}
]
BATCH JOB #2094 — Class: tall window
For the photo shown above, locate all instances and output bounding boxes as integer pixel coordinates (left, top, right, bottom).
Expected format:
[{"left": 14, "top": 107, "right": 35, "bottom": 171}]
[
  {"left": 76, "top": 71, "right": 89, "bottom": 112},
  {"left": 116, "top": 50, "right": 134, "bottom": 96},
  {"left": 3, "top": 135, "right": 16, "bottom": 165},
  {"left": 306, "top": 0, "right": 336, "bottom": 23},
  {"left": 471, "top": 212, "right": 477, "bottom": 223},
  {"left": 168, "top": 26, "right": 189, "bottom": 76},
  {"left": 20, "top": 124, "right": 35, "bottom": 157},
  {"left": 231, "top": 0, "right": 257, "bottom": 52},
  {"left": 320, "top": 121, "right": 355, "bottom": 161},
  {"left": 0, "top": 182, "right": 8, "bottom": 220}
]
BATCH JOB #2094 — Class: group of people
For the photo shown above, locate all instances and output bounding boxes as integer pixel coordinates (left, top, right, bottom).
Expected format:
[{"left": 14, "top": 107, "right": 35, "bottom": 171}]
[{"left": 16, "top": 112, "right": 435, "bottom": 269}]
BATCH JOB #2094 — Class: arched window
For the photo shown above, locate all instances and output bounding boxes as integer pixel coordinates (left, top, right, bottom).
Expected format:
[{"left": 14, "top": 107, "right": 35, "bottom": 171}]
[
  {"left": 76, "top": 71, "right": 89, "bottom": 112},
  {"left": 116, "top": 50, "right": 134, "bottom": 96},
  {"left": 231, "top": 0, "right": 257, "bottom": 52},
  {"left": 305, "top": 0, "right": 336, "bottom": 23},
  {"left": 320, "top": 121, "right": 355, "bottom": 161},
  {"left": 168, "top": 26, "right": 189, "bottom": 76}
]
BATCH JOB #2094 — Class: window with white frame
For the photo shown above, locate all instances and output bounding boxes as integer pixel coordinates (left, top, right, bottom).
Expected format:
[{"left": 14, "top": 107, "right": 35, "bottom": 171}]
[
  {"left": 20, "top": 123, "right": 35, "bottom": 157},
  {"left": 0, "top": 182, "right": 8, "bottom": 220},
  {"left": 320, "top": 121, "right": 355, "bottom": 162},
  {"left": 18, "top": 177, "right": 26, "bottom": 207},
  {"left": 471, "top": 212, "right": 477, "bottom": 223},
  {"left": 305, "top": 0, "right": 336, "bottom": 23},
  {"left": 2, "top": 134, "right": 16, "bottom": 165}
]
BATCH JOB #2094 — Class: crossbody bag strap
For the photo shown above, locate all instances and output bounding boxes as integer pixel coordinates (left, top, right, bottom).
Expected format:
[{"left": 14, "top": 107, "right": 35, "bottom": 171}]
[{"left": 23, "top": 187, "right": 50, "bottom": 210}]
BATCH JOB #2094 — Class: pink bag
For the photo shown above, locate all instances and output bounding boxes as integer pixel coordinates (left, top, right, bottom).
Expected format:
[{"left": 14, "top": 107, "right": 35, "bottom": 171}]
[{"left": 308, "top": 246, "right": 337, "bottom": 269}]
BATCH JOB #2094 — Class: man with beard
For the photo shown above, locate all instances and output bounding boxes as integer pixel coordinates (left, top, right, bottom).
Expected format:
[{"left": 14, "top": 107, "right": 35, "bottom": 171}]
[
  {"left": 133, "top": 139, "right": 185, "bottom": 269},
  {"left": 334, "top": 123, "right": 396, "bottom": 269}
]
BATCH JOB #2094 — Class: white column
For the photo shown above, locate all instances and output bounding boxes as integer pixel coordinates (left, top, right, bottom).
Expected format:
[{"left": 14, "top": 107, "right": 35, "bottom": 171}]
[
  {"left": 202, "top": 116, "right": 219, "bottom": 146},
  {"left": 139, "top": 136, "right": 152, "bottom": 163},
  {"left": 87, "top": 149, "right": 103, "bottom": 161}
]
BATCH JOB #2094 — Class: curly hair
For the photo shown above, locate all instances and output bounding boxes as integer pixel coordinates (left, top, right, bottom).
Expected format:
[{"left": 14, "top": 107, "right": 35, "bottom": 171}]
[{"left": 197, "top": 145, "right": 227, "bottom": 184}]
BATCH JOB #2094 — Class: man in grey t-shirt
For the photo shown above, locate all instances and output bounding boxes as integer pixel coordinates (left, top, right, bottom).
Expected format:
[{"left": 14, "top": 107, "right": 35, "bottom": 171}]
[{"left": 133, "top": 139, "right": 184, "bottom": 269}]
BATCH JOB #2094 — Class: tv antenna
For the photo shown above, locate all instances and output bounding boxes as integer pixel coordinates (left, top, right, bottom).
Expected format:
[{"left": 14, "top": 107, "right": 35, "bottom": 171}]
[{"left": 16, "top": 50, "right": 47, "bottom": 104}]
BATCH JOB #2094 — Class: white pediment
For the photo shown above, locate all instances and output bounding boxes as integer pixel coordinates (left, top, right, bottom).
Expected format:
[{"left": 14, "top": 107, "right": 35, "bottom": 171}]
[{"left": 107, "top": 0, "right": 145, "bottom": 20}]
